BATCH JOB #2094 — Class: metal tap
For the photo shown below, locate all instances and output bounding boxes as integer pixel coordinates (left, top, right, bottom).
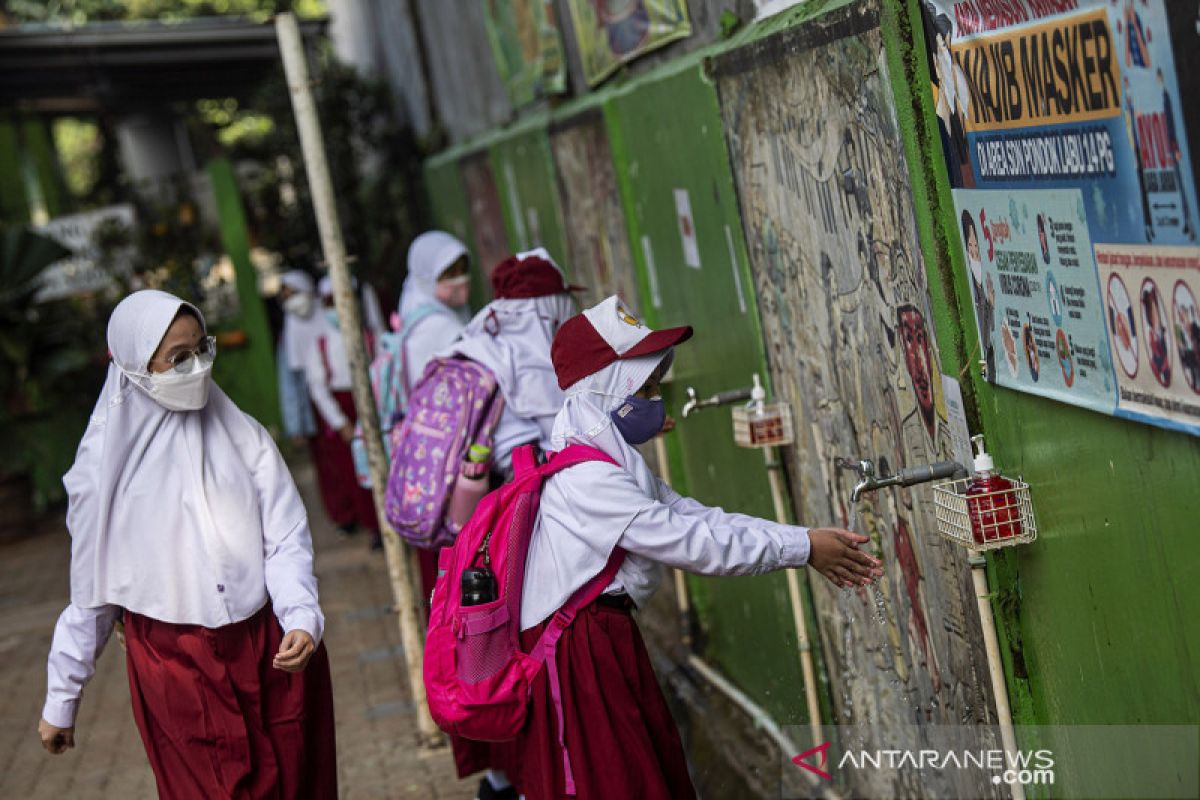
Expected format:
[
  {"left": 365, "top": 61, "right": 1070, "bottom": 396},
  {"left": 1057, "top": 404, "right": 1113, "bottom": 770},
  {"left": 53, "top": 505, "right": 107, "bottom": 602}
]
[
  {"left": 681, "top": 385, "right": 754, "bottom": 418},
  {"left": 836, "top": 456, "right": 967, "bottom": 503}
]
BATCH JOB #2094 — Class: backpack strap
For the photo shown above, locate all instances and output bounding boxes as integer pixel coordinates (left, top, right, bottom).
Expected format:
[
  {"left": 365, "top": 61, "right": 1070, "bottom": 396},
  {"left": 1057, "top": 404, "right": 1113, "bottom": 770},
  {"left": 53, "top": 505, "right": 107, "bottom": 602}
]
[
  {"left": 462, "top": 388, "right": 506, "bottom": 478},
  {"left": 527, "top": 444, "right": 623, "bottom": 795},
  {"left": 395, "top": 303, "right": 444, "bottom": 400}
]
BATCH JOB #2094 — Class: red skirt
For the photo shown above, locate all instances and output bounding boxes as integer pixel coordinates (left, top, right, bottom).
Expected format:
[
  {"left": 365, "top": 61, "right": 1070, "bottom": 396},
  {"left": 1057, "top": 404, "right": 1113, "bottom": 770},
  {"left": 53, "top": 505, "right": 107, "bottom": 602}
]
[
  {"left": 504, "top": 602, "right": 696, "bottom": 800},
  {"left": 311, "top": 390, "right": 379, "bottom": 531},
  {"left": 123, "top": 604, "right": 337, "bottom": 800}
]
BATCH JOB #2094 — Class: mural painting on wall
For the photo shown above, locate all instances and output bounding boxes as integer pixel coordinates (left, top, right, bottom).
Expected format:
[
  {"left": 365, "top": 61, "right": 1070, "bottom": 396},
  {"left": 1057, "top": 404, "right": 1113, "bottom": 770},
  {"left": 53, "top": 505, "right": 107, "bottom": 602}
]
[
  {"left": 567, "top": 0, "right": 691, "bottom": 87},
  {"left": 482, "top": 0, "right": 567, "bottom": 108},
  {"left": 923, "top": 0, "right": 1200, "bottom": 435},
  {"left": 715, "top": 20, "right": 999, "bottom": 799},
  {"left": 460, "top": 155, "right": 511, "bottom": 284},
  {"left": 549, "top": 117, "right": 642, "bottom": 310}
]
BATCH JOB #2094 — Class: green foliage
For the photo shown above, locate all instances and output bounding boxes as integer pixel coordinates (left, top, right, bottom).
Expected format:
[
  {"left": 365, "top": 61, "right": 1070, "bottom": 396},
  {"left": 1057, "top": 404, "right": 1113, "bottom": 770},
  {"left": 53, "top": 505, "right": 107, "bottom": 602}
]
[
  {"left": 208, "top": 52, "right": 422, "bottom": 298},
  {"left": 0, "top": 227, "right": 110, "bottom": 485},
  {"left": 3, "top": 0, "right": 326, "bottom": 24}
]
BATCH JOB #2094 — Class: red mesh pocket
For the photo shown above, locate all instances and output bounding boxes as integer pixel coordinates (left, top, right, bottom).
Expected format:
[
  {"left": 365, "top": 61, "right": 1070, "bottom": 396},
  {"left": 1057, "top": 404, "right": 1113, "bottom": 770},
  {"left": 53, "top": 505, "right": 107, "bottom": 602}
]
[{"left": 456, "top": 601, "right": 514, "bottom": 685}]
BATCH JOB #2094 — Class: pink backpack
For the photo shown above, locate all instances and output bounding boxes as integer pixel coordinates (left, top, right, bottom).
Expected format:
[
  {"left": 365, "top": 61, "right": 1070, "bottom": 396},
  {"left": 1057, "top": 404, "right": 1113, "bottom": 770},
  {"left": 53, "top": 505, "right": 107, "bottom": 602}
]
[
  {"left": 383, "top": 356, "right": 505, "bottom": 549},
  {"left": 424, "top": 444, "right": 624, "bottom": 795}
]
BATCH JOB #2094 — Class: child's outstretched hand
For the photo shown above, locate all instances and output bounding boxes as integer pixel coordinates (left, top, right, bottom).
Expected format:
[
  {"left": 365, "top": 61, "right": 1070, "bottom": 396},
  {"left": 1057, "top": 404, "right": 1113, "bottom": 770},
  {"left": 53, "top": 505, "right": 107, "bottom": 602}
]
[{"left": 807, "top": 529, "right": 883, "bottom": 588}]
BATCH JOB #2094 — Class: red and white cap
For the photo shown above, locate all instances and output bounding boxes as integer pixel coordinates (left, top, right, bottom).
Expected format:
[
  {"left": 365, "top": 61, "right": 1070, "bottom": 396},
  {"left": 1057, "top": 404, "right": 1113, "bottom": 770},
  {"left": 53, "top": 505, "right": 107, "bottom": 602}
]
[
  {"left": 551, "top": 295, "right": 693, "bottom": 389},
  {"left": 491, "top": 247, "right": 585, "bottom": 299}
]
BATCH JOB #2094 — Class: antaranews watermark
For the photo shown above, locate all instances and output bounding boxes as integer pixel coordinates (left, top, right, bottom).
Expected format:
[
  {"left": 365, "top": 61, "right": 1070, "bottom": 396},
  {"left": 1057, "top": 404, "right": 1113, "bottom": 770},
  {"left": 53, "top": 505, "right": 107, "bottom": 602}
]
[{"left": 781, "top": 724, "right": 1197, "bottom": 799}]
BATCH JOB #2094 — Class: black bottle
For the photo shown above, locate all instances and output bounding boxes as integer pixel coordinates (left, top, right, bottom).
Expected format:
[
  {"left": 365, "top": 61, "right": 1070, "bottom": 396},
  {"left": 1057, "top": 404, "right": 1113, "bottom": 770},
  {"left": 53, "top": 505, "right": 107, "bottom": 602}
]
[{"left": 461, "top": 566, "right": 497, "bottom": 606}]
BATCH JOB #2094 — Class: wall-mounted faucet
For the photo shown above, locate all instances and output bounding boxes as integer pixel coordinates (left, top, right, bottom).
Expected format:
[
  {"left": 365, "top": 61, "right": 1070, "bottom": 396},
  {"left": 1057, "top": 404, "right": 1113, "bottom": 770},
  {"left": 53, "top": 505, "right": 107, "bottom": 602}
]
[
  {"left": 681, "top": 385, "right": 755, "bottom": 418},
  {"left": 836, "top": 456, "right": 967, "bottom": 503}
]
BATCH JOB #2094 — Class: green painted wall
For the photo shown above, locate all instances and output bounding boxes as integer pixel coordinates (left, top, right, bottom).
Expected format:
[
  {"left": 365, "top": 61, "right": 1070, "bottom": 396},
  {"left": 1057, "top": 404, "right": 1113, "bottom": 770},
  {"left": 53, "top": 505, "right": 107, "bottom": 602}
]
[
  {"left": 422, "top": 0, "right": 1200, "bottom": 794},
  {"left": 423, "top": 159, "right": 486, "bottom": 308},
  {"left": 488, "top": 128, "right": 572, "bottom": 277},
  {"left": 886, "top": 0, "right": 1200, "bottom": 795},
  {"left": 604, "top": 65, "right": 814, "bottom": 726},
  {"left": 207, "top": 158, "right": 281, "bottom": 432}
]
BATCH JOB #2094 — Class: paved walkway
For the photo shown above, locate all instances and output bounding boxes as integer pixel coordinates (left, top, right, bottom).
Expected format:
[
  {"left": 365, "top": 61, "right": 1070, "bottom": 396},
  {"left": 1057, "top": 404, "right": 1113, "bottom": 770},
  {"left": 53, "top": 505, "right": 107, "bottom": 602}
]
[{"left": 0, "top": 455, "right": 473, "bottom": 799}]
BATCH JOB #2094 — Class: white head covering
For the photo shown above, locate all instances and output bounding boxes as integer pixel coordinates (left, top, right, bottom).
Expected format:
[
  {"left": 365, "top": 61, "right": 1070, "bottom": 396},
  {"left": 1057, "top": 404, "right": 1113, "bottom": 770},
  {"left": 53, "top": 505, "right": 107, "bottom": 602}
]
[
  {"left": 400, "top": 230, "right": 470, "bottom": 318},
  {"left": 64, "top": 290, "right": 307, "bottom": 622},
  {"left": 279, "top": 269, "right": 313, "bottom": 296},
  {"left": 450, "top": 293, "right": 576, "bottom": 418},
  {"left": 279, "top": 269, "right": 324, "bottom": 370},
  {"left": 550, "top": 350, "right": 668, "bottom": 495}
]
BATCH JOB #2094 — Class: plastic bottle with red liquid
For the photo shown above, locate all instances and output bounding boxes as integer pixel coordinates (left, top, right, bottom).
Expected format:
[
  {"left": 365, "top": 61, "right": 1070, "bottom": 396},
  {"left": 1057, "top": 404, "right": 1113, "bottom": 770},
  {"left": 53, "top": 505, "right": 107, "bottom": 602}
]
[{"left": 966, "top": 434, "right": 1022, "bottom": 544}]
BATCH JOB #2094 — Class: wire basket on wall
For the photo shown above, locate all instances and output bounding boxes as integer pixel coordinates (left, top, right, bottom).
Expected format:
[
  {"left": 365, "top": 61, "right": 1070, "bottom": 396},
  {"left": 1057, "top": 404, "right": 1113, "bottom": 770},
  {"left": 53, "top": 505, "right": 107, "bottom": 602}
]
[{"left": 932, "top": 477, "right": 1038, "bottom": 551}]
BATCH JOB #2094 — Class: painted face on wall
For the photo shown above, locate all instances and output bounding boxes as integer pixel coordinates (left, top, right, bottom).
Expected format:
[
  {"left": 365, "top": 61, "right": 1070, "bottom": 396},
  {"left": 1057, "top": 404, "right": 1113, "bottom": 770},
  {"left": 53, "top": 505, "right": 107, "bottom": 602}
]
[{"left": 898, "top": 304, "right": 935, "bottom": 436}]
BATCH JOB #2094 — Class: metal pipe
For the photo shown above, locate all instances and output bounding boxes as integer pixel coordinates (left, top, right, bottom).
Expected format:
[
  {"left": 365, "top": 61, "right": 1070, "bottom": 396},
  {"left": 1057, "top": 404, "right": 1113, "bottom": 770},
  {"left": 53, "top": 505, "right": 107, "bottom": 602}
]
[
  {"left": 970, "top": 552, "right": 1026, "bottom": 800},
  {"left": 686, "top": 653, "right": 843, "bottom": 800},
  {"left": 275, "top": 12, "right": 440, "bottom": 748},
  {"left": 763, "top": 448, "right": 823, "bottom": 753},
  {"left": 681, "top": 385, "right": 754, "bottom": 418}
]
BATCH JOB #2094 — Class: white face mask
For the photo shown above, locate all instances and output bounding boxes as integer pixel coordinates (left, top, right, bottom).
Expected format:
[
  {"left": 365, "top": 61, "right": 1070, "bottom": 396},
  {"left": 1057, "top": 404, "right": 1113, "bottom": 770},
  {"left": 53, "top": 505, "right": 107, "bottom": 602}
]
[
  {"left": 120, "top": 353, "right": 214, "bottom": 412},
  {"left": 148, "top": 357, "right": 213, "bottom": 411},
  {"left": 283, "top": 292, "right": 314, "bottom": 318}
]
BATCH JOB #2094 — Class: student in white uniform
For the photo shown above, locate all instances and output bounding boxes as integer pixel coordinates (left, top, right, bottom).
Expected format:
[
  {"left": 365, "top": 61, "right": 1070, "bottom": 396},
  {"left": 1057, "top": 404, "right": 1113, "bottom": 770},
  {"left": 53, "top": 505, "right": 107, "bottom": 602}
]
[
  {"left": 444, "top": 248, "right": 581, "bottom": 477},
  {"left": 304, "top": 276, "right": 380, "bottom": 542},
  {"left": 276, "top": 269, "right": 322, "bottom": 444},
  {"left": 505, "top": 296, "right": 884, "bottom": 799},
  {"left": 398, "top": 230, "right": 473, "bottom": 388},
  {"left": 37, "top": 290, "right": 335, "bottom": 798}
]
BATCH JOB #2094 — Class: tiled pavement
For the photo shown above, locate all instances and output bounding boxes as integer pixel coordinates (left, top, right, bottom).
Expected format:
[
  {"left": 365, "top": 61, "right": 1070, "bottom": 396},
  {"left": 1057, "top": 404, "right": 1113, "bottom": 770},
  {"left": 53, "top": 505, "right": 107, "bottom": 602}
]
[{"left": 0, "top": 455, "right": 474, "bottom": 799}]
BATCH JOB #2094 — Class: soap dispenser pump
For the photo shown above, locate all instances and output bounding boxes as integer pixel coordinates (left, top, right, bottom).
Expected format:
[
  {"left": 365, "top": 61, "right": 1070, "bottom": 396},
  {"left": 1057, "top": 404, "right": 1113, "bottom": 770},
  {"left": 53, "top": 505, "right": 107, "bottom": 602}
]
[{"left": 965, "top": 434, "right": 1021, "bottom": 543}]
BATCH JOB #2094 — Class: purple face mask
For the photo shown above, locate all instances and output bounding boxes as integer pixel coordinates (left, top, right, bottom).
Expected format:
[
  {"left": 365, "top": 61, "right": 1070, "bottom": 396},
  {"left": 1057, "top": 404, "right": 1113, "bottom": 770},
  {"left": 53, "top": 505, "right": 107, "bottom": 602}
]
[{"left": 609, "top": 395, "right": 665, "bottom": 445}]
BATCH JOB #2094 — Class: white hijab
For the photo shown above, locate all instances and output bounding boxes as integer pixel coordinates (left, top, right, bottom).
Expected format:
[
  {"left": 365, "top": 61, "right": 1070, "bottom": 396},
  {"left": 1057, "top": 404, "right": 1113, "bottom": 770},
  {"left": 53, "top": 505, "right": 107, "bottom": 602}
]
[
  {"left": 521, "top": 348, "right": 674, "bottom": 628},
  {"left": 551, "top": 349, "right": 669, "bottom": 494},
  {"left": 279, "top": 269, "right": 324, "bottom": 370},
  {"left": 448, "top": 292, "right": 577, "bottom": 421},
  {"left": 400, "top": 230, "right": 471, "bottom": 319},
  {"left": 64, "top": 290, "right": 307, "bottom": 621}
]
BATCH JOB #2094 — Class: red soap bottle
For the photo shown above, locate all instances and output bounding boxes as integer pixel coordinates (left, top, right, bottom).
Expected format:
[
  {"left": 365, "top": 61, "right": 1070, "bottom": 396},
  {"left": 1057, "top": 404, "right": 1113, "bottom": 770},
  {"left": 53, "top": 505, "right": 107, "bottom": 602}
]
[{"left": 966, "top": 435, "right": 1022, "bottom": 544}]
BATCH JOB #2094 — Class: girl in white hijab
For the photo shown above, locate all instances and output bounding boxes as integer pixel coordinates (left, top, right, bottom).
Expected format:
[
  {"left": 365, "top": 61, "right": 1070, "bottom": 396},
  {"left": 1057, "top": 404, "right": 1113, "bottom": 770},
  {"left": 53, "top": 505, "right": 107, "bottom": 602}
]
[
  {"left": 38, "top": 290, "right": 336, "bottom": 799},
  {"left": 506, "top": 296, "right": 883, "bottom": 800},
  {"left": 399, "top": 230, "right": 473, "bottom": 388}
]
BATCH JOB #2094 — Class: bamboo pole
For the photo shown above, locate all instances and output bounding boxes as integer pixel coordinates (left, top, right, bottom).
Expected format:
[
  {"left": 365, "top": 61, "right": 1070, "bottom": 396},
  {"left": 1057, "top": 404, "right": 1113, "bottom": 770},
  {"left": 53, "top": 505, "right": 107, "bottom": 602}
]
[
  {"left": 274, "top": 13, "right": 441, "bottom": 747},
  {"left": 763, "top": 447, "right": 823, "bottom": 750}
]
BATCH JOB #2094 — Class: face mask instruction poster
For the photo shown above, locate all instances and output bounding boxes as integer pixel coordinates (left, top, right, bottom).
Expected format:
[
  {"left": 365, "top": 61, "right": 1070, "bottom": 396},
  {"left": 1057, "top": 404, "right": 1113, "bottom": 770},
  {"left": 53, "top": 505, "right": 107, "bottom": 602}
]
[
  {"left": 1095, "top": 243, "right": 1200, "bottom": 428},
  {"left": 925, "top": 0, "right": 1200, "bottom": 436},
  {"left": 956, "top": 188, "right": 1115, "bottom": 413}
]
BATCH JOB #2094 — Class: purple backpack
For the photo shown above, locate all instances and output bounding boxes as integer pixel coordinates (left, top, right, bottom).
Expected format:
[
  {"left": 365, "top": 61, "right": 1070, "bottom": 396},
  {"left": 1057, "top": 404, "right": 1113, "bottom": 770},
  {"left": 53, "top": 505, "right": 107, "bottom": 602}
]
[{"left": 384, "top": 356, "right": 505, "bottom": 549}]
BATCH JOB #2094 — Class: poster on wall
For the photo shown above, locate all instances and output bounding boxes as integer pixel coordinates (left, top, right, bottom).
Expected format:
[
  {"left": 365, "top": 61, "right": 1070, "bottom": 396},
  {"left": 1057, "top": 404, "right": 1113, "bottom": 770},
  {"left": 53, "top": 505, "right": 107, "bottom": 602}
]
[
  {"left": 925, "top": 0, "right": 1198, "bottom": 245},
  {"left": 1095, "top": 242, "right": 1200, "bottom": 429},
  {"left": 954, "top": 188, "right": 1116, "bottom": 413},
  {"left": 567, "top": 0, "right": 691, "bottom": 87},
  {"left": 482, "top": 0, "right": 567, "bottom": 107},
  {"left": 924, "top": 0, "right": 1200, "bottom": 436}
]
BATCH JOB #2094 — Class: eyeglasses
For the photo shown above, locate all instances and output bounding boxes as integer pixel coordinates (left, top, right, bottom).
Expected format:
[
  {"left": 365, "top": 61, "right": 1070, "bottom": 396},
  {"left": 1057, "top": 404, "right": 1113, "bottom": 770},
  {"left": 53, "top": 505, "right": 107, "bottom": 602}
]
[{"left": 151, "top": 336, "right": 217, "bottom": 373}]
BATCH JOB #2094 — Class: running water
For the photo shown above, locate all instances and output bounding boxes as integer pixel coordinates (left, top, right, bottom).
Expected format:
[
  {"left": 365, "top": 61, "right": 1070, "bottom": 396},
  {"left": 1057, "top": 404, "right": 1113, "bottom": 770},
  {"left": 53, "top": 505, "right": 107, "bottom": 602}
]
[{"left": 848, "top": 504, "right": 888, "bottom": 625}]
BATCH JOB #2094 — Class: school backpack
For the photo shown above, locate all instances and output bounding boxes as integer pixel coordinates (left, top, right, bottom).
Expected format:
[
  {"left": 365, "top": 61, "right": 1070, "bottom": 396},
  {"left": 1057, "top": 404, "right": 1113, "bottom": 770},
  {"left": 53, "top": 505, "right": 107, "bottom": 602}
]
[
  {"left": 423, "top": 444, "right": 624, "bottom": 796},
  {"left": 383, "top": 355, "right": 505, "bottom": 548},
  {"left": 351, "top": 304, "right": 440, "bottom": 488}
]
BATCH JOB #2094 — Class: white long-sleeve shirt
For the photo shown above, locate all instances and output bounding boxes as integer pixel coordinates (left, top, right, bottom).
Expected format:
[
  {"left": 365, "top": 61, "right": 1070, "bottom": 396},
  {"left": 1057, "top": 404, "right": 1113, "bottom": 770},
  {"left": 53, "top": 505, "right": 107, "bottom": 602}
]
[
  {"left": 42, "top": 515, "right": 324, "bottom": 730},
  {"left": 304, "top": 326, "right": 353, "bottom": 431},
  {"left": 521, "top": 461, "right": 810, "bottom": 629}
]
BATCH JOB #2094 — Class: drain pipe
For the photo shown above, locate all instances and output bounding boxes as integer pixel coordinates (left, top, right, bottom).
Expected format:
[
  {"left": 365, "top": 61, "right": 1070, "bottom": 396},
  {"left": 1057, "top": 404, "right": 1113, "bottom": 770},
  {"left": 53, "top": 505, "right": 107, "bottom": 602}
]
[
  {"left": 969, "top": 551, "right": 1026, "bottom": 800},
  {"left": 684, "top": 653, "right": 843, "bottom": 800}
]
